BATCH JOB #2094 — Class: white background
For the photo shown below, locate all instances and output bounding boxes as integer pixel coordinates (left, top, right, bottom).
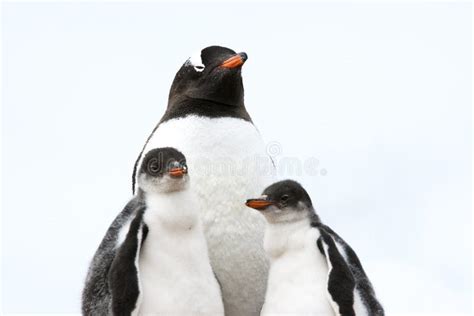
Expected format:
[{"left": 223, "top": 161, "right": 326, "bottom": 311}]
[{"left": 2, "top": 2, "right": 472, "bottom": 315}]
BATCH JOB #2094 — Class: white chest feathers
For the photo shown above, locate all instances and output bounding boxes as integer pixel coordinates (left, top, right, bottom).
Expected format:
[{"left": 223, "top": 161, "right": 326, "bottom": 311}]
[
  {"left": 139, "top": 116, "right": 275, "bottom": 224},
  {"left": 139, "top": 116, "right": 275, "bottom": 316},
  {"left": 262, "top": 220, "right": 335, "bottom": 316},
  {"left": 137, "top": 190, "right": 224, "bottom": 315}
]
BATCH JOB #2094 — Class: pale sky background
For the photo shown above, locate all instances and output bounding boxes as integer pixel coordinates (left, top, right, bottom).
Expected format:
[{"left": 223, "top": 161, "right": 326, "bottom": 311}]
[{"left": 1, "top": 2, "right": 472, "bottom": 315}]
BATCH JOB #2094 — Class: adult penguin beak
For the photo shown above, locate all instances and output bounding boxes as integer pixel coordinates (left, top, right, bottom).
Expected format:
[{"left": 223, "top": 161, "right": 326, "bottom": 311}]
[
  {"left": 168, "top": 167, "right": 187, "bottom": 178},
  {"left": 245, "top": 196, "right": 274, "bottom": 211},
  {"left": 220, "top": 52, "right": 248, "bottom": 69}
]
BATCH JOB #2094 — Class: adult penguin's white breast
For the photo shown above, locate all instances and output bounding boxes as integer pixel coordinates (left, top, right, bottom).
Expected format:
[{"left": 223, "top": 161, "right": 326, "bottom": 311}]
[
  {"left": 139, "top": 115, "right": 275, "bottom": 224},
  {"left": 137, "top": 115, "right": 275, "bottom": 315}
]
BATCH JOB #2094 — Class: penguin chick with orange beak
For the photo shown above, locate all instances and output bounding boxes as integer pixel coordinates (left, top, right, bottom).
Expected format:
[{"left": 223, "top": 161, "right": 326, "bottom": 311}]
[
  {"left": 246, "top": 180, "right": 384, "bottom": 316},
  {"left": 82, "top": 147, "right": 224, "bottom": 316}
]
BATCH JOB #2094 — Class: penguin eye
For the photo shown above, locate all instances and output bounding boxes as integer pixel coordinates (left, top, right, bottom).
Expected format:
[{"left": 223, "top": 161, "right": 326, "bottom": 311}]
[
  {"left": 281, "top": 195, "right": 289, "bottom": 202},
  {"left": 169, "top": 160, "right": 181, "bottom": 168},
  {"left": 194, "top": 65, "right": 205, "bottom": 72},
  {"left": 147, "top": 158, "right": 161, "bottom": 174}
]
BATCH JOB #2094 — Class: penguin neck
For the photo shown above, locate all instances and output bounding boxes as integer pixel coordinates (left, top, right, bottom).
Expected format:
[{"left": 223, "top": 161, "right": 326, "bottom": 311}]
[
  {"left": 160, "top": 96, "right": 252, "bottom": 123},
  {"left": 143, "top": 188, "right": 198, "bottom": 231},
  {"left": 263, "top": 216, "right": 312, "bottom": 259}
]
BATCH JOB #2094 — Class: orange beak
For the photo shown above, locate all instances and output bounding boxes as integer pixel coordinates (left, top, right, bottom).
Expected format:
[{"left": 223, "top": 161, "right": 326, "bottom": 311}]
[
  {"left": 168, "top": 167, "right": 187, "bottom": 178},
  {"left": 220, "top": 52, "right": 247, "bottom": 69},
  {"left": 245, "top": 198, "right": 274, "bottom": 211}
]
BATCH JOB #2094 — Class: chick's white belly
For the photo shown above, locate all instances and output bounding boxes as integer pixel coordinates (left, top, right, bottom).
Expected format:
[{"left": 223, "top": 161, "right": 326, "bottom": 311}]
[
  {"left": 140, "top": 117, "right": 275, "bottom": 315},
  {"left": 138, "top": 229, "right": 224, "bottom": 315},
  {"left": 262, "top": 249, "right": 335, "bottom": 316}
]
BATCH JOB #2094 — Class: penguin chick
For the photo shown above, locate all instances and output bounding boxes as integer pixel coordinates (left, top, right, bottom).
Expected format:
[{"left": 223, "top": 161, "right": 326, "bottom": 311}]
[
  {"left": 246, "top": 180, "right": 384, "bottom": 316},
  {"left": 82, "top": 147, "right": 224, "bottom": 316}
]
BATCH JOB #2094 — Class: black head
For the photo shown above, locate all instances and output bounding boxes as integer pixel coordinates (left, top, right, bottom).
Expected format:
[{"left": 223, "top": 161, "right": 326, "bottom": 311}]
[
  {"left": 246, "top": 180, "right": 318, "bottom": 223},
  {"left": 138, "top": 147, "right": 189, "bottom": 193},
  {"left": 163, "top": 46, "right": 250, "bottom": 122}
]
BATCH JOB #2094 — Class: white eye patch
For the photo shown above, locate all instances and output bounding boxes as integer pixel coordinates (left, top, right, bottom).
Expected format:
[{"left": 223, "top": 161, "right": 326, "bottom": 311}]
[{"left": 188, "top": 51, "right": 205, "bottom": 72}]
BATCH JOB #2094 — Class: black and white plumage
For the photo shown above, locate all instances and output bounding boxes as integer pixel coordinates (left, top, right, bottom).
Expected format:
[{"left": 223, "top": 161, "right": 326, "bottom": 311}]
[
  {"left": 131, "top": 46, "right": 275, "bottom": 316},
  {"left": 82, "top": 197, "right": 144, "bottom": 315},
  {"left": 82, "top": 148, "right": 224, "bottom": 315},
  {"left": 108, "top": 206, "right": 146, "bottom": 315},
  {"left": 246, "top": 180, "right": 384, "bottom": 316}
]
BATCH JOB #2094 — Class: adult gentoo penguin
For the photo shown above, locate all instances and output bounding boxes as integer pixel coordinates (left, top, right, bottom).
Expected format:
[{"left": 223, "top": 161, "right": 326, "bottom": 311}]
[
  {"left": 82, "top": 147, "right": 224, "bottom": 315},
  {"left": 132, "top": 46, "right": 275, "bottom": 315},
  {"left": 246, "top": 180, "right": 384, "bottom": 316}
]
